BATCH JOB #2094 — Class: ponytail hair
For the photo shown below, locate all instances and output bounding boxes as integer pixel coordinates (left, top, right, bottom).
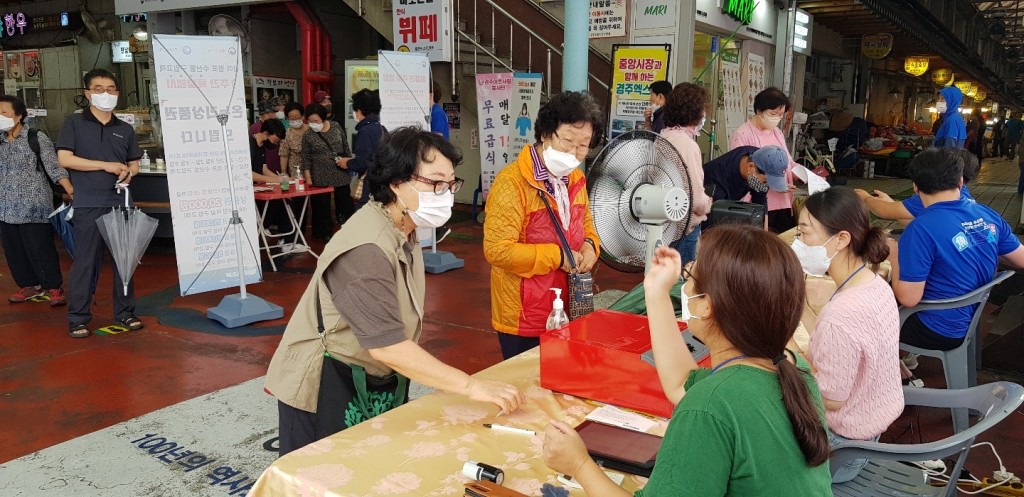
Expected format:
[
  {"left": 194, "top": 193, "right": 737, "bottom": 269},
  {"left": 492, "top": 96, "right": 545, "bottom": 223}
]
[
  {"left": 694, "top": 225, "right": 830, "bottom": 466},
  {"left": 804, "top": 187, "right": 889, "bottom": 264}
]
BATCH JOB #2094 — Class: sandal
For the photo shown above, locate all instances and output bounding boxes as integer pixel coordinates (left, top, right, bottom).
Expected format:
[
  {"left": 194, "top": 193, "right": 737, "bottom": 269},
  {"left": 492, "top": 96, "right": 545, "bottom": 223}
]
[
  {"left": 119, "top": 316, "right": 144, "bottom": 331},
  {"left": 68, "top": 324, "right": 90, "bottom": 338}
]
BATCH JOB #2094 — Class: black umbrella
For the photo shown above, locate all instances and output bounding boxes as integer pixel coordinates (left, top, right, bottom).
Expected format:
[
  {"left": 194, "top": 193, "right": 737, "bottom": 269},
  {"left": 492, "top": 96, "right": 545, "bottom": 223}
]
[{"left": 96, "top": 184, "right": 159, "bottom": 296}]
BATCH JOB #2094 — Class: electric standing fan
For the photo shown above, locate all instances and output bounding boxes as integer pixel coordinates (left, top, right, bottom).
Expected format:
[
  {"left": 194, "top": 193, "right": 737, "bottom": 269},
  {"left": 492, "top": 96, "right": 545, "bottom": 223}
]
[{"left": 588, "top": 130, "right": 693, "bottom": 273}]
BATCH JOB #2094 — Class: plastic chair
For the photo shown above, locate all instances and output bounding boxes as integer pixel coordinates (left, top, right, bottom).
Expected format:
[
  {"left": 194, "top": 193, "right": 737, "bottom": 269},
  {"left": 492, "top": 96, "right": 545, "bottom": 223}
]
[
  {"left": 831, "top": 382, "right": 1024, "bottom": 497},
  {"left": 899, "top": 270, "right": 1015, "bottom": 433}
]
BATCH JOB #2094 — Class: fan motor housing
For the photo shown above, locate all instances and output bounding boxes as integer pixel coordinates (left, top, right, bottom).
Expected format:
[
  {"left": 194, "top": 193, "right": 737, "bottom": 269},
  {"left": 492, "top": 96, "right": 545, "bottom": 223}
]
[{"left": 631, "top": 184, "right": 688, "bottom": 224}]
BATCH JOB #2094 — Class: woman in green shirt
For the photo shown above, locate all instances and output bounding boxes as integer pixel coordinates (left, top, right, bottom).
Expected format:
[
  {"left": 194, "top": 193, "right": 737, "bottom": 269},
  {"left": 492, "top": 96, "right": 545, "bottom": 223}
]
[{"left": 543, "top": 224, "right": 833, "bottom": 496}]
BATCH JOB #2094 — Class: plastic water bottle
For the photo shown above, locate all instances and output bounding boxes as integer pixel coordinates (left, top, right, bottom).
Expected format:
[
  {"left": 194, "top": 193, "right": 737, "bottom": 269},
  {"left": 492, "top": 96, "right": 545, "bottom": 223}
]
[
  {"left": 294, "top": 165, "right": 305, "bottom": 192},
  {"left": 546, "top": 288, "right": 570, "bottom": 330},
  {"left": 139, "top": 150, "right": 150, "bottom": 171}
]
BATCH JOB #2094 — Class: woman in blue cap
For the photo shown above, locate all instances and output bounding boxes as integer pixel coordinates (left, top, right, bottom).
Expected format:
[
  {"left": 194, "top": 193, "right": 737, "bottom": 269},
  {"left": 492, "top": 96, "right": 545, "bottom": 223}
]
[{"left": 933, "top": 86, "right": 966, "bottom": 149}]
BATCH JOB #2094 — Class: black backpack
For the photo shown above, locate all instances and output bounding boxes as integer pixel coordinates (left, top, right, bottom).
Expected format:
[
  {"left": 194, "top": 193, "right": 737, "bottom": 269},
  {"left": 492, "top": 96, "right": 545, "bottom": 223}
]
[{"left": 27, "top": 128, "right": 67, "bottom": 204}]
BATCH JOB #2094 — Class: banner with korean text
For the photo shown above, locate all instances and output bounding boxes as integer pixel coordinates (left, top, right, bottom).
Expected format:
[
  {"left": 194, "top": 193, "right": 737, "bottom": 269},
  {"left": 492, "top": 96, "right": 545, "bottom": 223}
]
[
  {"left": 476, "top": 73, "right": 514, "bottom": 196},
  {"left": 609, "top": 45, "right": 670, "bottom": 138},
  {"left": 507, "top": 73, "right": 543, "bottom": 155},
  {"left": 378, "top": 50, "right": 431, "bottom": 132},
  {"left": 392, "top": 0, "right": 452, "bottom": 62},
  {"left": 153, "top": 35, "right": 261, "bottom": 296}
]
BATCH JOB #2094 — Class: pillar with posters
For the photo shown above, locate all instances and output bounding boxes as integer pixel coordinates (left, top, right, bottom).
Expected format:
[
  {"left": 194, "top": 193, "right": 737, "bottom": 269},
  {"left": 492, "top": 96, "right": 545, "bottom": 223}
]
[
  {"left": 609, "top": 45, "right": 671, "bottom": 138},
  {"left": 475, "top": 73, "right": 514, "bottom": 197},
  {"left": 153, "top": 34, "right": 282, "bottom": 326}
]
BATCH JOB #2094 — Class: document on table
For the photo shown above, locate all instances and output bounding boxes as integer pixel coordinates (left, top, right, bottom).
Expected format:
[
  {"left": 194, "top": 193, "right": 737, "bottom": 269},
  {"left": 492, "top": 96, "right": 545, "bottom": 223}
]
[
  {"left": 792, "top": 164, "right": 830, "bottom": 195},
  {"left": 585, "top": 405, "right": 659, "bottom": 433}
]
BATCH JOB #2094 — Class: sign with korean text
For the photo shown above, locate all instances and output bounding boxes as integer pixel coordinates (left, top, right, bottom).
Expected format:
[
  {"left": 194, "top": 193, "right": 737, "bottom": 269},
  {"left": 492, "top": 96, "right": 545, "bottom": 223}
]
[
  {"left": 378, "top": 51, "right": 430, "bottom": 131},
  {"left": 590, "top": 0, "right": 626, "bottom": 38},
  {"left": 609, "top": 45, "right": 670, "bottom": 138},
  {"left": 931, "top": 68, "right": 953, "bottom": 86},
  {"left": 507, "top": 73, "right": 543, "bottom": 154},
  {"left": 476, "top": 73, "right": 514, "bottom": 196},
  {"left": 251, "top": 75, "right": 297, "bottom": 117},
  {"left": 861, "top": 33, "right": 893, "bottom": 59},
  {"left": 112, "top": 41, "right": 133, "bottom": 63},
  {"left": 344, "top": 61, "right": 379, "bottom": 145},
  {"left": 392, "top": 0, "right": 452, "bottom": 62},
  {"left": 152, "top": 35, "right": 261, "bottom": 296},
  {"left": 443, "top": 102, "right": 461, "bottom": 130},
  {"left": 904, "top": 57, "right": 928, "bottom": 77}
]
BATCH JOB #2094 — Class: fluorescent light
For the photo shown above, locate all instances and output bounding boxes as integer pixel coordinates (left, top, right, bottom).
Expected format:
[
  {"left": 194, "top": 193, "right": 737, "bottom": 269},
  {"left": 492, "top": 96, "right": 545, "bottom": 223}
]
[
  {"left": 794, "top": 38, "right": 807, "bottom": 49},
  {"left": 795, "top": 25, "right": 808, "bottom": 36},
  {"left": 796, "top": 12, "right": 810, "bottom": 24}
]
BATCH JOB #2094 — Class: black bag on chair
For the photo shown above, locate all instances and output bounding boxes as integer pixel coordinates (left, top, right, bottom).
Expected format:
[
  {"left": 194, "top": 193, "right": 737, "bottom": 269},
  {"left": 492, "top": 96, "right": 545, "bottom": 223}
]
[{"left": 538, "top": 192, "right": 594, "bottom": 320}]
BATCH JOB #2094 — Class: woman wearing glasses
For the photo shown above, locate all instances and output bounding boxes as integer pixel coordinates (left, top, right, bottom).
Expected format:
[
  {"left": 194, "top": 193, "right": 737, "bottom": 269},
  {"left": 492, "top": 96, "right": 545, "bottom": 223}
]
[
  {"left": 728, "top": 87, "right": 799, "bottom": 233},
  {"left": 543, "top": 225, "right": 832, "bottom": 495},
  {"left": 266, "top": 128, "right": 525, "bottom": 456},
  {"left": 483, "top": 91, "right": 602, "bottom": 359}
]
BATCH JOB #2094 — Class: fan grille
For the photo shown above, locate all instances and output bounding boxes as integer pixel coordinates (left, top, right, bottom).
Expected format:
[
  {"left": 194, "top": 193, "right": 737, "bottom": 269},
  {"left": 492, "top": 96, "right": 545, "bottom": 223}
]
[{"left": 587, "top": 130, "right": 693, "bottom": 270}]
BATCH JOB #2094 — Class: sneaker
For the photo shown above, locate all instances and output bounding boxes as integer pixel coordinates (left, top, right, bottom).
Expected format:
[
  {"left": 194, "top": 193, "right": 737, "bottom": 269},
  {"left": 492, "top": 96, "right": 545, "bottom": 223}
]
[
  {"left": 9, "top": 286, "right": 43, "bottom": 303},
  {"left": 902, "top": 375, "right": 924, "bottom": 387},
  {"left": 902, "top": 353, "right": 919, "bottom": 370},
  {"left": 46, "top": 288, "right": 67, "bottom": 306}
]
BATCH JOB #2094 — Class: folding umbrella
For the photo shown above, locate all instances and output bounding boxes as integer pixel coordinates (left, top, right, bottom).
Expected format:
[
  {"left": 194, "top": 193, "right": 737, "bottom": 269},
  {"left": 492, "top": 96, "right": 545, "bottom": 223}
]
[
  {"left": 47, "top": 202, "right": 75, "bottom": 260},
  {"left": 96, "top": 185, "right": 159, "bottom": 296}
]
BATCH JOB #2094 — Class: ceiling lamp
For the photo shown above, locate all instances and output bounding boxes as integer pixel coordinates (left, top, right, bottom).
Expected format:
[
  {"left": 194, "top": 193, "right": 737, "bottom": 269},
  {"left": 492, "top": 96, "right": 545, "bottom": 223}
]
[
  {"left": 904, "top": 57, "right": 929, "bottom": 77},
  {"left": 931, "top": 69, "right": 953, "bottom": 86},
  {"left": 132, "top": 24, "right": 148, "bottom": 41}
]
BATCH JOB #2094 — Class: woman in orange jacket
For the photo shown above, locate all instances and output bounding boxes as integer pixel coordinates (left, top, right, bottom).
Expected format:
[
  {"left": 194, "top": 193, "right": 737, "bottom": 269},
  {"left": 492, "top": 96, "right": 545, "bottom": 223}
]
[{"left": 483, "top": 92, "right": 602, "bottom": 359}]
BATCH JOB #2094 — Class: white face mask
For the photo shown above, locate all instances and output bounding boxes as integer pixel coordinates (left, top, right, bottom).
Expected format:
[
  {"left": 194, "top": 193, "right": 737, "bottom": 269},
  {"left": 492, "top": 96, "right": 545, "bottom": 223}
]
[
  {"left": 288, "top": 119, "right": 303, "bottom": 129},
  {"left": 90, "top": 92, "right": 118, "bottom": 112},
  {"left": 679, "top": 288, "right": 706, "bottom": 321},
  {"left": 352, "top": 111, "right": 359, "bottom": 122},
  {"left": 791, "top": 234, "right": 837, "bottom": 277},
  {"left": 275, "top": 111, "right": 286, "bottom": 120},
  {"left": 760, "top": 114, "right": 782, "bottom": 128},
  {"left": 399, "top": 183, "right": 454, "bottom": 228},
  {"left": 0, "top": 115, "right": 16, "bottom": 132},
  {"left": 308, "top": 122, "right": 324, "bottom": 133},
  {"left": 650, "top": 103, "right": 661, "bottom": 112},
  {"left": 542, "top": 145, "right": 581, "bottom": 179},
  {"left": 936, "top": 102, "right": 948, "bottom": 113}
]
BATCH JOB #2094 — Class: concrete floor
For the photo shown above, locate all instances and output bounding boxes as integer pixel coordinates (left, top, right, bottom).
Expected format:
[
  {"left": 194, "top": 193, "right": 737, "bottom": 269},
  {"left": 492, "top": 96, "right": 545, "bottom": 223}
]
[{"left": 1, "top": 155, "right": 1023, "bottom": 495}]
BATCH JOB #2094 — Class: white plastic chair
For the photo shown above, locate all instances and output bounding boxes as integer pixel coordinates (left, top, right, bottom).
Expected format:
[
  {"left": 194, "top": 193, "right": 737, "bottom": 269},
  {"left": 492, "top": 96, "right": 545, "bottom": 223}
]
[
  {"left": 899, "top": 270, "right": 1015, "bottom": 433},
  {"left": 831, "top": 382, "right": 1024, "bottom": 497}
]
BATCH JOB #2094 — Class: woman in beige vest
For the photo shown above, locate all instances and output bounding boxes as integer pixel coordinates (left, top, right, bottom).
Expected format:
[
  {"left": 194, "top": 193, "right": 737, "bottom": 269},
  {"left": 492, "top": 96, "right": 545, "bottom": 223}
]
[{"left": 266, "top": 128, "right": 525, "bottom": 456}]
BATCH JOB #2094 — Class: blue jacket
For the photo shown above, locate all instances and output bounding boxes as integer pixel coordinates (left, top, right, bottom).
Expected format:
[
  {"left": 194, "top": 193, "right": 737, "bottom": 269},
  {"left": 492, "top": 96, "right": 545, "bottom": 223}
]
[
  {"left": 352, "top": 114, "right": 387, "bottom": 203},
  {"left": 934, "top": 87, "right": 967, "bottom": 149}
]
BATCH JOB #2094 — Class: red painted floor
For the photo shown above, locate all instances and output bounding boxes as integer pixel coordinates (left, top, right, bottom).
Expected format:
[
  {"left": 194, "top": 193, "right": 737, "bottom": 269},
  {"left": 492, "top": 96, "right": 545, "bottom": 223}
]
[{"left": 2, "top": 205, "right": 1023, "bottom": 487}]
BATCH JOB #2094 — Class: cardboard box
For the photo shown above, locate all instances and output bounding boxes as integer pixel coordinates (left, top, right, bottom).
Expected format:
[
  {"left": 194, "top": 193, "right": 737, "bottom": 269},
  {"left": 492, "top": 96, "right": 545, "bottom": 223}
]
[{"left": 540, "top": 309, "right": 710, "bottom": 418}]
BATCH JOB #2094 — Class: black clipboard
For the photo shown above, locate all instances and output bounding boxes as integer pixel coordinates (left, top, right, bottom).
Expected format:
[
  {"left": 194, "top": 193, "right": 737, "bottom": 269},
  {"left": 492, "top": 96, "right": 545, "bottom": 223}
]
[{"left": 576, "top": 420, "right": 661, "bottom": 477}]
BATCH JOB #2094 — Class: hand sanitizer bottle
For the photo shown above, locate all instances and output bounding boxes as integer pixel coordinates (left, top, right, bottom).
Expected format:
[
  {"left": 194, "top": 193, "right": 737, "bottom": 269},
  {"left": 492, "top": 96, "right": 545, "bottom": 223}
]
[
  {"left": 546, "top": 288, "right": 570, "bottom": 330},
  {"left": 139, "top": 150, "right": 150, "bottom": 171}
]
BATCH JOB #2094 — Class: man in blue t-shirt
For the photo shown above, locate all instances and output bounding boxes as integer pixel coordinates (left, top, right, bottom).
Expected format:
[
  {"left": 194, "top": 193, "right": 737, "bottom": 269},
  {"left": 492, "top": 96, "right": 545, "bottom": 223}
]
[
  {"left": 429, "top": 82, "right": 449, "bottom": 140},
  {"left": 855, "top": 148, "right": 978, "bottom": 222},
  {"left": 887, "top": 148, "right": 1024, "bottom": 353}
]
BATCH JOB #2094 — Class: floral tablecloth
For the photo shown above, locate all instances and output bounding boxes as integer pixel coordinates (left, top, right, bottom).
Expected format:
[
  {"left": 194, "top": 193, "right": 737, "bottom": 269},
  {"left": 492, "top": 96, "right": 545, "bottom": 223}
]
[{"left": 248, "top": 349, "right": 660, "bottom": 497}]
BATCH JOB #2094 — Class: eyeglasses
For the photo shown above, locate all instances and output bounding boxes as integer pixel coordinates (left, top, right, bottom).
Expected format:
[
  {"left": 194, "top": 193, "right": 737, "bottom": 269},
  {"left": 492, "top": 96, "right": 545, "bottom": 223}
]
[
  {"left": 88, "top": 86, "right": 119, "bottom": 95},
  {"left": 411, "top": 174, "right": 464, "bottom": 195},
  {"left": 682, "top": 262, "right": 697, "bottom": 281},
  {"left": 554, "top": 132, "right": 591, "bottom": 156}
]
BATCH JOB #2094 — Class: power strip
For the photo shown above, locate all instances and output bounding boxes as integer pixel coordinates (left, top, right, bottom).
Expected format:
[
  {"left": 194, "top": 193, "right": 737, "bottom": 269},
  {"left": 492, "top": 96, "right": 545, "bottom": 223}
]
[{"left": 960, "top": 477, "right": 1024, "bottom": 497}]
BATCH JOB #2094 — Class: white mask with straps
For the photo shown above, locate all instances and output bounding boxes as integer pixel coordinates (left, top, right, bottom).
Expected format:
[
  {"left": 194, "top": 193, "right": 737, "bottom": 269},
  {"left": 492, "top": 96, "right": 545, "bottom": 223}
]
[
  {"left": 790, "top": 234, "right": 837, "bottom": 277},
  {"left": 542, "top": 145, "right": 581, "bottom": 179},
  {"left": 90, "top": 92, "right": 118, "bottom": 112},
  {"left": 0, "top": 115, "right": 16, "bottom": 132},
  {"left": 398, "top": 183, "right": 454, "bottom": 228}
]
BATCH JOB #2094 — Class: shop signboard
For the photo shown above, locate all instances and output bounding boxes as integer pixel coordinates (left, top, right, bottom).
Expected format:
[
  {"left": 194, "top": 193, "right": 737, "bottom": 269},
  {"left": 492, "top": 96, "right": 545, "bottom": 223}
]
[
  {"left": 112, "top": 41, "right": 133, "bottom": 63},
  {"left": 931, "top": 68, "right": 953, "bottom": 86},
  {"left": 476, "top": 73, "right": 514, "bottom": 196},
  {"left": 861, "top": 33, "right": 893, "bottom": 59},
  {"left": 115, "top": 0, "right": 277, "bottom": 15},
  {"left": 392, "top": 0, "right": 453, "bottom": 62},
  {"left": 633, "top": 0, "right": 677, "bottom": 30},
  {"left": 507, "top": 73, "right": 543, "bottom": 154},
  {"left": 152, "top": 34, "right": 262, "bottom": 296},
  {"left": 904, "top": 57, "right": 929, "bottom": 77},
  {"left": 695, "top": 0, "right": 776, "bottom": 45},
  {"left": 378, "top": 50, "right": 431, "bottom": 131},
  {"left": 590, "top": 0, "right": 626, "bottom": 38},
  {"left": 609, "top": 45, "right": 670, "bottom": 138}
]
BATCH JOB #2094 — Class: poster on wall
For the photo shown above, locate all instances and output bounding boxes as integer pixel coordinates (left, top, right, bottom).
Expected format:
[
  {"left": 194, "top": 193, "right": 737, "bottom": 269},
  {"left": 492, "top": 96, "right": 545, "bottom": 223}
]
[
  {"left": 720, "top": 49, "right": 744, "bottom": 142},
  {"left": 22, "top": 51, "right": 39, "bottom": 81},
  {"left": 590, "top": 0, "right": 626, "bottom": 38},
  {"left": 378, "top": 50, "right": 431, "bottom": 131},
  {"left": 5, "top": 53, "right": 22, "bottom": 80},
  {"left": 251, "top": 75, "right": 297, "bottom": 116},
  {"left": 745, "top": 52, "right": 766, "bottom": 118},
  {"left": 507, "top": 73, "right": 543, "bottom": 154},
  {"left": 443, "top": 102, "right": 461, "bottom": 130},
  {"left": 608, "top": 44, "right": 670, "bottom": 139},
  {"left": 476, "top": 73, "right": 514, "bottom": 196},
  {"left": 392, "top": 0, "right": 452, "bottom": 62},
  {"left": 344, "top": 61, "right": 380, "bottom": 146},
  {"left": 153, "top": 34, "right": 261, "bottom": 296}
]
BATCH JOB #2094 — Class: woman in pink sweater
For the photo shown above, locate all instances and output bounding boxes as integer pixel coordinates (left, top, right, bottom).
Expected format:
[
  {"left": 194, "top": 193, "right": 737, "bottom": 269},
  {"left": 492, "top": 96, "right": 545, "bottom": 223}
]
[
  {"left": 659, "top": 83, "right": 713, "bottom": 264},
  {"left": 794, "top": 187, "right": 904, "bottom": 483},
  {"left": 728, "top": 87, "right": 797, "bottom": 233}
]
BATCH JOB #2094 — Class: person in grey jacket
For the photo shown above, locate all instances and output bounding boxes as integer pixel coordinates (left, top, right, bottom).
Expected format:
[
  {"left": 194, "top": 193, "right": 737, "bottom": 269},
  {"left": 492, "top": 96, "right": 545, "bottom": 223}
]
[{"left": 0, "top": 95, "right": 72, "bottom": 306}]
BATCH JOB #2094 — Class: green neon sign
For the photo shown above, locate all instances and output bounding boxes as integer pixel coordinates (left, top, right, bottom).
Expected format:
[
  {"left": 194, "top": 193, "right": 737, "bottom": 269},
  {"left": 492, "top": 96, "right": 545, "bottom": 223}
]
[{"left": 722, "top": 0, "right": 755, "bottom": 25}]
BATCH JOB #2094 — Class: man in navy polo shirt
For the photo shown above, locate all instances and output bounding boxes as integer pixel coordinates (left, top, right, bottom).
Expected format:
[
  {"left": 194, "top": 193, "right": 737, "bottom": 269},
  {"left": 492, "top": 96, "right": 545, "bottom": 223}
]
[
  {"left": 887, "top": 148, "right": 1024, "bottom": 358},
  {"left": 56, "top": 69, "right": 143, "bottom": 338}
]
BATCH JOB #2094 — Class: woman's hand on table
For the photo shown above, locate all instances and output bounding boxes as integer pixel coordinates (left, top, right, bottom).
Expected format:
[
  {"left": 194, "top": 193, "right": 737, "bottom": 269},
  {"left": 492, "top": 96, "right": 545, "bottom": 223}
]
[
  {"left": 643, "top": 246, "right": 682, "bottom": 295},
  {"left": 466, "top": 377, "right": 525, "bottom": 414},
  {"left": 542, "top": 420, "right": 589, "bottom": 477},
  {"left": 578, "top": 243, "right": 597, "bottom": 272}
]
